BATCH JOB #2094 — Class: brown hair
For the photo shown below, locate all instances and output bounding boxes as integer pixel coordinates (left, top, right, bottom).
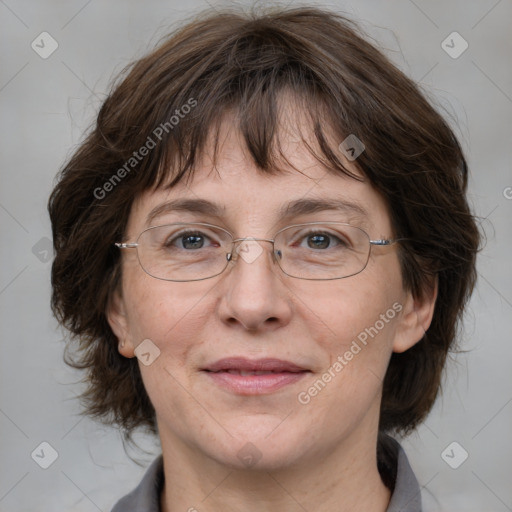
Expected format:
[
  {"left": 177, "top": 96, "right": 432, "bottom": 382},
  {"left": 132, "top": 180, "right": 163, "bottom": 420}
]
[{"left": 48, "top": 6, "right": 480, "bottom": 443}]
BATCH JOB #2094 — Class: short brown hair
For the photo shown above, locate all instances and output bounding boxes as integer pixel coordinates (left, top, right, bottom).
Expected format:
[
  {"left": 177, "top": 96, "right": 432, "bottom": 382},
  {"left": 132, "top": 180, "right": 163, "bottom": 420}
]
[{"left": 48, "top": 6, "right": 480, "bottom": 442}]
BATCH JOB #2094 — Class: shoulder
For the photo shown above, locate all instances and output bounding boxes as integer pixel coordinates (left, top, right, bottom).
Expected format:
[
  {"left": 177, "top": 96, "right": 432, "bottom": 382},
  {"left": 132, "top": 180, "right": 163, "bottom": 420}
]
[{"left": 110, "top": 455, "right": 164, "bottom": 512}]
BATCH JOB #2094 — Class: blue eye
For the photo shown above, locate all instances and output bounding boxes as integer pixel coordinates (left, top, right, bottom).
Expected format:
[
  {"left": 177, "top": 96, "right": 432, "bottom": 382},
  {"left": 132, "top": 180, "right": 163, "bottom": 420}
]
[
  {"left": 179, "top": 233, "right": 206, "bottom": 250},
  {"left": 306, "top": 233, "right": 333, "bottom": 249},
  {"left": 164, "top": 230, "right": 214, "bottom": 250}
]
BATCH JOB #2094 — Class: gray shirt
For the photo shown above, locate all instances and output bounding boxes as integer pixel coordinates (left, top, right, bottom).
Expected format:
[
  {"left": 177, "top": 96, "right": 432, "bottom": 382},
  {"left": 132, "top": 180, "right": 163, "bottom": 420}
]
[{"left": 111, "top": 438, "right": 421, "bottom": 511}]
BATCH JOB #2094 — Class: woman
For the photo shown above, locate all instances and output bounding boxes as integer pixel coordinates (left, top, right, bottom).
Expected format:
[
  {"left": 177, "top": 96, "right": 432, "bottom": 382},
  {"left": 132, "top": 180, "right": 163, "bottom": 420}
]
[{"left": 48, "top": 6, "right": 479, "bottom": 511}]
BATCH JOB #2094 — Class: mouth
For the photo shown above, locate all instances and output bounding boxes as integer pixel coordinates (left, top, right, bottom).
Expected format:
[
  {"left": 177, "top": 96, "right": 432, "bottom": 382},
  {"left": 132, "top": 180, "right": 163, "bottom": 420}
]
[{"left": 202, "top": 357, "right": 311, "bottom": 395}]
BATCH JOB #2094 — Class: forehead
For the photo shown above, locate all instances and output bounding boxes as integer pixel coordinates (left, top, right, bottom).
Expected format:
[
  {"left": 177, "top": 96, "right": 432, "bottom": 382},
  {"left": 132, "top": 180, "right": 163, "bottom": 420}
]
[{"left": 127, "top": 113, "right": 392, "bottom": 236}]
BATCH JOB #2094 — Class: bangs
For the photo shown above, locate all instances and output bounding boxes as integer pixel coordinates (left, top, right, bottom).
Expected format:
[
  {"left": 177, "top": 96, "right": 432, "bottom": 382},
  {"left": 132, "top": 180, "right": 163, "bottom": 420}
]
[
  {"left": 157, "top": 89, "right": 361, "bottom": 191},
  {"left": 102, "top": 24, "right": 366, "bottom": 199}
]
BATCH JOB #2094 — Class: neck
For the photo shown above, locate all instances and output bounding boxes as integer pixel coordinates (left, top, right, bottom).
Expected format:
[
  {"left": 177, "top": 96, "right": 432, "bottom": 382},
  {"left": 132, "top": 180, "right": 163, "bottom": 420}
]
[{"left": 159, "top": 428, "right": 391, "bottom": 512}]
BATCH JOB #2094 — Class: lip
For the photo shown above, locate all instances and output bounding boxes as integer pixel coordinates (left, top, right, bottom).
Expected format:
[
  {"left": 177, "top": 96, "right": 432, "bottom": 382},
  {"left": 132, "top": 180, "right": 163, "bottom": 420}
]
[
  {"left": 202, "top": 357, "right": 310, "bottom": 395},
  {"left": 204, "top": 357, "right": 308, "bottom": 373}
]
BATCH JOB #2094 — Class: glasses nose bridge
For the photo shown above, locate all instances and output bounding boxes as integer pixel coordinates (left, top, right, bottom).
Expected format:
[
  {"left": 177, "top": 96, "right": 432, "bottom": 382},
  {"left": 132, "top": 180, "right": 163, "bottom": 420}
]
[
  {"left": 228, "top": 236, "right": 281, "bottom": 265},
  {"left": 231, "top": 236, "right": 275, "bottom": 245}
]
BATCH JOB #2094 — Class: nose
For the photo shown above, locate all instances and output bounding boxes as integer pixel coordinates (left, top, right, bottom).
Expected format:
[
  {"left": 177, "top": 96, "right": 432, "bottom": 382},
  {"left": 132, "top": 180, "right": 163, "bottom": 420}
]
[{"left": 217, "top": 238, "right": 292, "bottom": 332}]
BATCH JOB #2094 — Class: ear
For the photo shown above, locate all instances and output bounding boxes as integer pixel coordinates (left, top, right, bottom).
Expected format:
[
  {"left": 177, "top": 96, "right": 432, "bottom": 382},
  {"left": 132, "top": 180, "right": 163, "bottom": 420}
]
[
  {"left": 107, "top": 288, "right": 136, "bottom": 358},
  {"left": 393, "top": 277, "right": 438, "bottom": 353}
]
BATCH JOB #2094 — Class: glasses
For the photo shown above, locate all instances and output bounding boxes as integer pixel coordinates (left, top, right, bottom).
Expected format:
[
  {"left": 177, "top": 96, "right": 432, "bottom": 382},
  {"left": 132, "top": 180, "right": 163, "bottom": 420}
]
[{"left": 115, "top": 222, "right": 400, "bottom": 282}]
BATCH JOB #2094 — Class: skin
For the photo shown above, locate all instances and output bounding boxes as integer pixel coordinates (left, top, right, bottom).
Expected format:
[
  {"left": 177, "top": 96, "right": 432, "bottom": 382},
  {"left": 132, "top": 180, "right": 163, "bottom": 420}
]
[{"left": 108, "top": 106, "right": 437, "bottom": 512}]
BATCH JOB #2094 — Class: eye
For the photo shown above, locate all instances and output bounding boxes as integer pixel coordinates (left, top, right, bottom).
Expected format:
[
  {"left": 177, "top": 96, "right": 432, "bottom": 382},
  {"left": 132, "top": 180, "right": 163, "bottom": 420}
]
[
  {"left": 164, "top": 230, "right": 218, "bottom": 250},
  {"left": 298, "top": 230, "right": 349, "bottom": 250}
]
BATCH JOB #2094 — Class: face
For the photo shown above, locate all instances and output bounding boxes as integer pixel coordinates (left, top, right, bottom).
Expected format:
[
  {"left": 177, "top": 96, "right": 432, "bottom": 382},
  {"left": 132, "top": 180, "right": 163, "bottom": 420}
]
[{"left": 108, "top": 110, "right": 433, "bottom": 472}]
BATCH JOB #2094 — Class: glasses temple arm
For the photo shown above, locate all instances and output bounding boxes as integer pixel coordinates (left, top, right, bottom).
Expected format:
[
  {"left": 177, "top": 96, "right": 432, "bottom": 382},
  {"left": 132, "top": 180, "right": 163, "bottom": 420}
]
[{"left": 115, "top": 242, "right": 138, "bottom": 249}]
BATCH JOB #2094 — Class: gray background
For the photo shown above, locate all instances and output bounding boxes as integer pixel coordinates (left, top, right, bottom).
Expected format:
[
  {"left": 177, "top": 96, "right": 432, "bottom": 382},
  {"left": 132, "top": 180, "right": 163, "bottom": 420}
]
[{"left": 1, "top": 0, "right": 511, "bottom": 510}]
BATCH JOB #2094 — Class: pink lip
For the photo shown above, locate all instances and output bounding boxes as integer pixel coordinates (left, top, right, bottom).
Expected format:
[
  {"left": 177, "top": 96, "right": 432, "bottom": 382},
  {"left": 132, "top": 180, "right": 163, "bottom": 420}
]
[{"left": 202, "top": 357, "right": 310, "bottom": 395}]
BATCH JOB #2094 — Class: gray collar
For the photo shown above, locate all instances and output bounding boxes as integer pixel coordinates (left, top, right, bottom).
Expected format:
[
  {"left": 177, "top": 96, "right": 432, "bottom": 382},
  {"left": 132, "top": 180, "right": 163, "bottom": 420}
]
[
  {"left": 386, "top": 438, "right": 422, "bottom": 511},
  {"left": 111, "top": 439, "right": 421, "bottom": 511}
]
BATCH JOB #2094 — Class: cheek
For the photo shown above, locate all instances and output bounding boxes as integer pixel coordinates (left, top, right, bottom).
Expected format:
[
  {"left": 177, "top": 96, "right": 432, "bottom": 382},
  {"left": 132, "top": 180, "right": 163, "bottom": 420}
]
[
  {"left": 299, "top": 261, "right": 405, "bottom": 386},
  {"left": 123, "top": 271, "right": 213, "bottom": 363},
  {"left": 296, "top": 299, "right": 402, "bottom": 424},
  {"left": 299, "top": 263, "right": 403, "bottom": 342}
]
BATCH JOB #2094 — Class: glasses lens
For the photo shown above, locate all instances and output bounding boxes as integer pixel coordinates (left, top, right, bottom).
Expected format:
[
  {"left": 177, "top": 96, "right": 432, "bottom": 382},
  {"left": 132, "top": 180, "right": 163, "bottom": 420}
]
[
  {"left": 274, "top": 223, "right": 370, "bottom": 280},
  {"left": 136, "top": 223, "right": 232, "bottom": 281}
]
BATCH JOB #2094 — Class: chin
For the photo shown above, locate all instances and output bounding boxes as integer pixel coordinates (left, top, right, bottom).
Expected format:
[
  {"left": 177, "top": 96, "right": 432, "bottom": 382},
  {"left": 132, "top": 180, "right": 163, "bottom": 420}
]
[
  {"left": 203, "top": 420, "right": 312, "bottom": 472},
  {"left": 214, "top": 443, "right": 305, "bottom": 472}
]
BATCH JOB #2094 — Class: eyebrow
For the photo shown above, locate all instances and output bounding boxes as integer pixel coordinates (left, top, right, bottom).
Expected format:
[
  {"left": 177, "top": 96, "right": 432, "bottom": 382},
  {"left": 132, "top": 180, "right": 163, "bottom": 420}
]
[
  {"left": 146, "top": 197, "right": 368, "bottom": 226},
  {"left": 280, "top": 198, "right": 368, "bottom": 220},
  {"left": 146, "top": 198, "right": 226, "bottom": 226}
]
